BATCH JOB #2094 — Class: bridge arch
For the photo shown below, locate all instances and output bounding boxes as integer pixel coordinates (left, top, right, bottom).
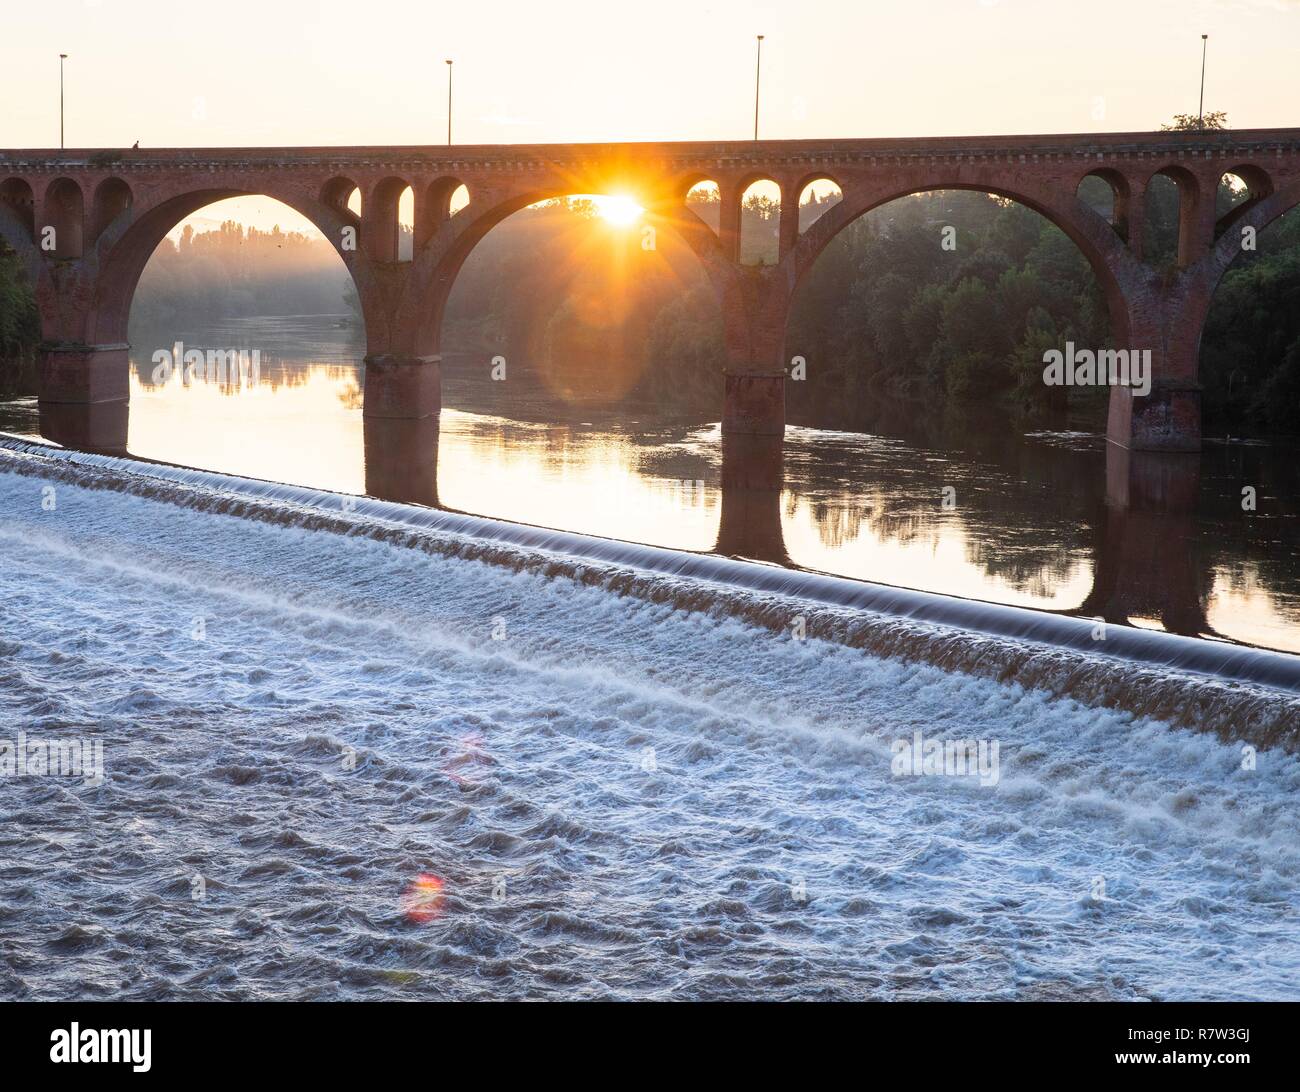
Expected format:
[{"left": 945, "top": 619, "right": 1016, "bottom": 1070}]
[
  {"left": 88, "top": 186, "right": 367, "bottom": 346},
  {"left": 365, "top": 176, "right": 415, "bottom": 263},
  {"left": 412, "top": 184, "right": 739, "bottom": 361},
  {"left": 416, "top": 177, "right": 468, "bottom": 247},
  {"left": 1142, "top": 164, "right": 1202, "bottom": 268},
  {"left": 1214, "top": 163, "right": 1274, "bottom": 237},
  {"left": 321, "top": 176, "right": 362, "bottom": 216},
  {"left": 1075, "top": 168, "right": 1130, "bottom": 240},
  {"left": 43, "top": 177, "right": 85, "bottom": 259},
  {"left": 0, "top": 178, "right": 35, "bottom": 244},
  {"left": 787, "top": 176, "right": 1132, "bottom": 351},
  {"left": 794, "top": 175, "right": 843, "bottom": 234},
  {"left": 736, "top": 176, "right": 781, "bottom": 266},
  {"left": 89, "top": 178, "right": 133, "bottom": 248}
]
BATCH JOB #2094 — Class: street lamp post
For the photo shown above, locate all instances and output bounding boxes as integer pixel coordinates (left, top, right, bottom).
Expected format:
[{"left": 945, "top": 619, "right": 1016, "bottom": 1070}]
[
  {"left": 753, "top": 35, "right": 764, "bottom": 141},
  {"left": 59, "top": 53, "right": 68, "bottom": 149},
  {"left": 446, "top": 59, "right": 453, "bottom": 145},
  {"left": 1198, "top": 34, "right": 1208, "bottom": 130}
]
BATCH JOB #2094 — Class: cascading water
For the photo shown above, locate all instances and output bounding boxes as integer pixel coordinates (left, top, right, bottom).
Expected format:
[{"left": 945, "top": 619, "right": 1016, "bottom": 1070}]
[{"left": 2, "top": 435, "right": 1298, "bottom": 1001}]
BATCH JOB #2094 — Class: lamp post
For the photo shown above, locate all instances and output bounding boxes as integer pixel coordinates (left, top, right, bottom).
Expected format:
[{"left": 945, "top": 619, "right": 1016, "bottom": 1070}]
[
  {"left": 446, "top": 59, "right": 453, "bottom": 145},
  {"left": 1198, "top": 34, "right": 1208, "bottom": 130},
  {"left": 59, "top": 53, "right": 68, "bottom": 149},
  {"left": 753, "top": 36, "right": 764, "bottom": 141}
]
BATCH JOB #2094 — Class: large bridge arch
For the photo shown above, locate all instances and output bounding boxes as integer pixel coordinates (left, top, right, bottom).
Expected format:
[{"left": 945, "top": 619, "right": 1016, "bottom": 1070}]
[
  {"left": 785, "top": 174, "right": 1137, "bottom": 350},
  {"left": 408, "top": 182, "right": 742, "bottom": 364},
  {"left": 88, "top": 185, "right": 370, "bottom": 347}
]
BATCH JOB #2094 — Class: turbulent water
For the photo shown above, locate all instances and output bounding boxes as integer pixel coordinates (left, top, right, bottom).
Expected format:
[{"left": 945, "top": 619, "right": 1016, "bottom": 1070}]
[{"left": 2, "top": 444, "right": 1299, "bottom": 1000}]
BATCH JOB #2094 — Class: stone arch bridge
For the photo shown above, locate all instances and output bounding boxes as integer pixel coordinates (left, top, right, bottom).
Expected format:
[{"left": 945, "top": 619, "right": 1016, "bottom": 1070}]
[{"left": 3, "top": 128, "right": 1300, "bottom": 451}]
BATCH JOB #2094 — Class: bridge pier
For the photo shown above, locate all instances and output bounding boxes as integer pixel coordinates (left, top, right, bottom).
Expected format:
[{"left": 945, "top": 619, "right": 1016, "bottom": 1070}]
[
  {"left": 362, "top": 354, "right": 441, "bottom": 419},
  {"left": 38, "top": 344, "right": 131, "bottom": 404},
  {"left": 715, "top": 431, "right": 789, "bottom": 564},
  {"left": 1106, "top": 381, "right": 1202, "bottom": 453},
  {"left": 719, "top": 266, "right": 789, "bottom": 436},
  {"left": 1105, "top": 273, "right": 1213, "bottom": 453},
  {"left": 722, "top": 371, "right": 785, "bottom": 435},
  {"left": 363, "top": 415, "right": 439, "bottom": 504}
]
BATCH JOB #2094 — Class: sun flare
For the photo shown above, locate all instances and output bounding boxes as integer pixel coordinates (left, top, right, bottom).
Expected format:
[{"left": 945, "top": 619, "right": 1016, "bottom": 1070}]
[{"left": 591, "top": 194, "right": 644, "bottom": 227}]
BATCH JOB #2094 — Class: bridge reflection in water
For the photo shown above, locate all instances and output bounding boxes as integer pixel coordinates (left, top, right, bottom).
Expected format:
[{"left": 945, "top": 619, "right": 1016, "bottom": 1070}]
[
  {"left": 363, "top": 415, "right": 439, "bottom": 508},
  {"left": 1082, "top": 446, "right": 1209, "bottom": 638},
  {"left": 34, "top": 400, "right": 1223, "bottom": 648}
]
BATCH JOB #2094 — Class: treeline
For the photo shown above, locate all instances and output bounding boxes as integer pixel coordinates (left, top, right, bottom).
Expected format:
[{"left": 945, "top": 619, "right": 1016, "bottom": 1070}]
[
  {"left": 0, "top": 248, "right": 39, "bottom": 397},
  {"left": 0, "top": 249, "right": 38, "bottom": 358},
  {"left": 782, "top": 190, "right": 1112, "bottom": 427},
  {"left": 129, "top": 221, "right": 352, "bottom": 332}
]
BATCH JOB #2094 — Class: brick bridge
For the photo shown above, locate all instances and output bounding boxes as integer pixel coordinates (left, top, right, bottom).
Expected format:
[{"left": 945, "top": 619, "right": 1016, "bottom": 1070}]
[{"left": 3, "top": 128, "right": 1300, "bottom": 451}]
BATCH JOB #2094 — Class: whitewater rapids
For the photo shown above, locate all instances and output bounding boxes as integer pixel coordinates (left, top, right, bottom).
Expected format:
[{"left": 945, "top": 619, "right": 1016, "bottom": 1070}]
[{"left": 1, "top": 443, "right": 1297, "bottom": 1000}]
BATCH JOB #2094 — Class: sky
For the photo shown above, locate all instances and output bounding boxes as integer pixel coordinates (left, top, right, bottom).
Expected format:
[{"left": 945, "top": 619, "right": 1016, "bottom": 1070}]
[{"left": 5, "top": 0, "right": 1298, "bottom": 231}]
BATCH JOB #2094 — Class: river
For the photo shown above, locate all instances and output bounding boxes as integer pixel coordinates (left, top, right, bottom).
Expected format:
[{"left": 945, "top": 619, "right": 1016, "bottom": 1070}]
[{"left": 0, "top": 315, "right": 1297, "bottom": 1000}]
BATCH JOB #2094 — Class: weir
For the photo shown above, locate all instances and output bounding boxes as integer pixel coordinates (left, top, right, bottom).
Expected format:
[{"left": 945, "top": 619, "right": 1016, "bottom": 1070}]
[{"left": 3, "top": 432, "right": 1297, "bottom": 747}]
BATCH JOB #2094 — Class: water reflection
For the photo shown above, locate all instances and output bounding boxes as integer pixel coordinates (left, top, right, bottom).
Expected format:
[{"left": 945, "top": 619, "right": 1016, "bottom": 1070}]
[
  {"left": 1082, "top": 448, "right": 1208, "bottom": 637},
  {"left": 364, "top": 416, "right": 439, "bottom": 507},
  {"left": 715, "top": 432, "right": 789, "bottom": 566},
  {"left": 38, "top": 400, "right": 130, "bottom": 455},
  {"left": 3, "top": 316, "right": 1298, "bottom": 655}
]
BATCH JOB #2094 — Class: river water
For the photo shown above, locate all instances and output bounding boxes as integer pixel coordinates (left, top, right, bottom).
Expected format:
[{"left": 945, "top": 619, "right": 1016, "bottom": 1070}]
[{"left": 1, "top": 315, "right": 1297, "bottom": 1000}]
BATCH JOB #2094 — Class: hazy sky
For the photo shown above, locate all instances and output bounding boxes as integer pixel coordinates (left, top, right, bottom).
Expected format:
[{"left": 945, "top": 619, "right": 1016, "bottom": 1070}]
[{"left": 6, "top": 0, "right": 1297, "bottom": 231}]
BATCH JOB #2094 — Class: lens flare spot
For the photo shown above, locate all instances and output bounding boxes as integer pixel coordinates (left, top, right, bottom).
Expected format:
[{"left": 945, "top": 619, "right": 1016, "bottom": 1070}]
[{"left": 401, "top": 873, "right": 446, "bottom": 923}]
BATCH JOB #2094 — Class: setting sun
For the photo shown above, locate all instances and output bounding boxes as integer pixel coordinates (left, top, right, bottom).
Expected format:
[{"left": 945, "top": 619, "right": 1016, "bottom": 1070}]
[{"left": 591, "top": 194, "right": 644, "bottom": 226}]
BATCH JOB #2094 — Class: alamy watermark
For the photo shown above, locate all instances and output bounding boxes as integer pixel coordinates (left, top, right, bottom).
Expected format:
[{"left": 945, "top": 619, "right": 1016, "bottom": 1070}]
[
  {"left": 891, "top": 730, "right": 1000, "bottom": 787},
  {"left": 1042, "top": 342, "right": 1151, "bottom": 397},
  {"left": 1, "top": 731, "right": 104, "bottom": 785},
  {"left": 151, "top": 340, "right": 261, "bottom": 385}
]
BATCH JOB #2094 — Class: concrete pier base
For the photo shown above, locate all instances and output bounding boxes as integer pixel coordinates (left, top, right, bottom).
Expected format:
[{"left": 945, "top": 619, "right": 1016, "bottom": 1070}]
[
  {"left": 363, "top": 355, "right": 441, "bottom": 419},
  {"left": 1107, "top": 380, "right": 1202, "bottom": 453},
  {"left": 722, "top": 370, "right": 785, "bottom": 436},
  {"left": 38, "top": 345, "right": 131, "bottom": 404}
]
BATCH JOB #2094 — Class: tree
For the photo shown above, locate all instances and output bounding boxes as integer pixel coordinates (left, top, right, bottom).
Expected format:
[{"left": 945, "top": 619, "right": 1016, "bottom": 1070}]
[{"left": 1161, "top": 111, "right": 1228, "bottom": 132}]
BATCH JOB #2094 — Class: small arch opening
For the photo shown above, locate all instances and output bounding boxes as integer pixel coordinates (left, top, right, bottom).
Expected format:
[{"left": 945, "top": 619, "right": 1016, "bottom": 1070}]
[
  {"left": 1143, "top": 167, "right": 1198, "bottom": 268},
  {"left": 797, "top": 177, "right": 842, "bottom": 231},
  {"left": 0, "top": 178, "right": 36, "bottom": 241},
  {"left": 1076, "top": 169, "right": 1129, "bottom": 238},
  {"left": 90, "top": 178, "right": 133, "bottom": 244},
  {"left": 44, "top": 178, "right": 85, "bottom": 259},
  {"left": 685, "top": 179, "right": 720, "bottom": 233},
  {"left": 740, "top": 178, "right": 781, "bottom": 266},
  {"left": 417, "top": 178, "right": 469, "bottom": 247},
  {"left": 369, "top": 177, "right": 413, "bottom": 263},
  {"left": 1215, "top": 165, "right": 1272, "bottom": 236},
  {"left": 321, "top": 177, "right": 362, "bottom": 218}
]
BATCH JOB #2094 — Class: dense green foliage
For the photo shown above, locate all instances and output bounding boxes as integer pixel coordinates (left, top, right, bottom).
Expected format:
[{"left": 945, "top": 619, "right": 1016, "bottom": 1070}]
[
  {"left": 0, "top": 248, "right": 38, "bottom": 357},
  {"left": 1201, "top": 212, "right": 1300, "bottom": 434},
  {"left": 781, "top": 191, "right": 1112, "bottom": 425}
]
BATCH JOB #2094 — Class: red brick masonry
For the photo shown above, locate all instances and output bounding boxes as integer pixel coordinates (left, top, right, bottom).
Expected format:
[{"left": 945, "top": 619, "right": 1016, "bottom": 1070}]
[{"left": 4, "top": 130, "right": 1300, "bottom": 450}]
